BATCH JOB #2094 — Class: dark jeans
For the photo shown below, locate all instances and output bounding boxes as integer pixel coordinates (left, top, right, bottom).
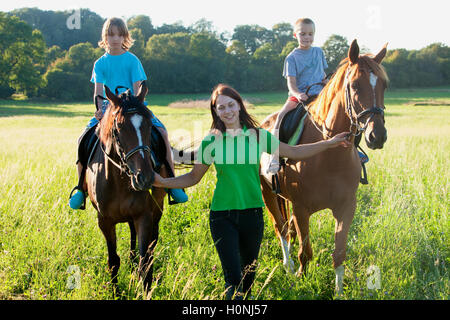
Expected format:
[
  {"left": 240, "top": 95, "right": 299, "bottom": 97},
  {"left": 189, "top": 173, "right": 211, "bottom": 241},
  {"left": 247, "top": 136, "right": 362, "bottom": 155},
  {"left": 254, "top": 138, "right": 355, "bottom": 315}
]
[{"left": 209, "top": 207, "right": 264, "bottom": 300}]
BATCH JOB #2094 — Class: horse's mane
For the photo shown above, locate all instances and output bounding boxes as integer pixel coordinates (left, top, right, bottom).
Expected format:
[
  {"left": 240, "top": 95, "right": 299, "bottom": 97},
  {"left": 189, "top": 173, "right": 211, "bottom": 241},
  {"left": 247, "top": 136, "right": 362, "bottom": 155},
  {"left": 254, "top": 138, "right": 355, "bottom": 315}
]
[
  {"left": 99, "top": 93, "right": 152, "bottom": 144},
  {"left": 308, "top": 54, "right": 389, "bottom": 125}
]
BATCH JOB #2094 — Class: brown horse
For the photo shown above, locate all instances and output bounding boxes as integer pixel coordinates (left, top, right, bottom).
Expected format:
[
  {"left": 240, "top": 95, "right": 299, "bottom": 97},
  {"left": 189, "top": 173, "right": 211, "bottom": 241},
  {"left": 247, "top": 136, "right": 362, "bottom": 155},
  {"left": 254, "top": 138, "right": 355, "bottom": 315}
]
[
  {"left": 260, "top": 40, "right": 388, "bottom": 294},
  {"left": 86, "top": 82, "right": 166, "bottom": 293}
]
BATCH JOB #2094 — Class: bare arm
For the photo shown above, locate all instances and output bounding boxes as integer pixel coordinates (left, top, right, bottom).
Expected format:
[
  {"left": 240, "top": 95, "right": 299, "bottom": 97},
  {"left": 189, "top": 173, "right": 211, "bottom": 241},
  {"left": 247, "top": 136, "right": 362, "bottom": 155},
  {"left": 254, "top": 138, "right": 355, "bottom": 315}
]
[
  {"left": 287, "top": 76, "right": 308, "bottom": 101},
  {"left": 278, "top": 132, "right": 351, "bottom": 160},
  {"left": 93, "top": 83, "right": 104, "bottom": 109},
  {"left": 133, "top": 81, "right": 141, "bottom": 96},
  {"left": 153, "top": 163, "right": 210, "bottom": 189}
]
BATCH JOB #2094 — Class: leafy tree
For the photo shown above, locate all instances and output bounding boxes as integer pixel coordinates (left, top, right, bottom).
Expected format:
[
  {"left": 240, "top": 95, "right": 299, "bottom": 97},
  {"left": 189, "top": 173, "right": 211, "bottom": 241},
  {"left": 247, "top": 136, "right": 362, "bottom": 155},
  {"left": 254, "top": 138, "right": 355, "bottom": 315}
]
[
  {"left": 232, "top": 25, "right": 273, "bottom": 55},
  {"left": 0, "top": 13, "right": 46, "bottom": 97},
  {"left": 225, "top": 40, "right": 251, "bottom": 91},
  {"left": 129, "top": 28, "right": 146, "bottom": 59},
  {"left": 144, "top": 32, "right": 227, "bottom": 93},
  {"left": 280, "top": 41, "right": 297, "bottom": 57},
  {"left": 188, "top": 33, "right": 226, "bottom": 92},
  {"left": 271, "top": 23, "right": 293, "bottom": 53},
  {"left": 143, "top": 33, "right": 191, "bottom": 92},
  {"left": 10, "top": 8, "right": 103, "bottom": 50},
  {"left": 249, "top": 43, "right": 283, "bottom": 91},
  {"left": 46, "top": 45, "right": 66, "bottom": 65},
  {"left": 155, "top": 22, "right": 190, "bottom": 35},
  {"left": 322, "top": 34, "right": 349, "bottom": 73},
  {"left": 189, "top": 18, "right": 216, "bottom": 35},
  {"left": 42, "top": 42, "right": 100, "bottom": 100},
  {"left": 127, "top": 15, "right": 155, "bottom": 42}
]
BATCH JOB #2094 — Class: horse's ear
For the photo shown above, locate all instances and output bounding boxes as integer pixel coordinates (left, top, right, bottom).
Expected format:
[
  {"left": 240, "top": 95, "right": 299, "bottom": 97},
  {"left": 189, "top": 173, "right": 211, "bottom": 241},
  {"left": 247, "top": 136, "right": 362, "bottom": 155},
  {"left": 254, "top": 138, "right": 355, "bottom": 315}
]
[
  {"left": 373, "top": 42, "right": 388, "bottom": 64},
  {"left": 136, "top": 80, "right": 148, "bottom": 103},
  {"left": 104, "top": 85, "right": 120, "bottom": 107},
  {"left": 348, "top": 39, "right": 360, "bottom": 64}
]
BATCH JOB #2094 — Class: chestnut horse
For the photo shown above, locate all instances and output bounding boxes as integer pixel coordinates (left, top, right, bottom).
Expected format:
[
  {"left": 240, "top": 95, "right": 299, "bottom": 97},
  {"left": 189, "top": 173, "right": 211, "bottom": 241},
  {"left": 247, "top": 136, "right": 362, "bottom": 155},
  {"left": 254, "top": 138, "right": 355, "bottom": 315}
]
[
  {"left": 86, "top": 82, "right": 166, "bottom": 292},
  {"left": 260, "top": 40, "right": 388, "bottom": 294}
]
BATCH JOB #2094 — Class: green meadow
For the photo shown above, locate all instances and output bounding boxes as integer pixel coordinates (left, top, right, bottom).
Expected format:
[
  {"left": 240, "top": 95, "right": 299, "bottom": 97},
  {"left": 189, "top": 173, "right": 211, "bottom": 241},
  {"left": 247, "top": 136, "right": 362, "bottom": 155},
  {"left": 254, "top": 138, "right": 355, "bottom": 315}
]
[{"left": 0, "top": 88, "right": 448, "bottom": 300}]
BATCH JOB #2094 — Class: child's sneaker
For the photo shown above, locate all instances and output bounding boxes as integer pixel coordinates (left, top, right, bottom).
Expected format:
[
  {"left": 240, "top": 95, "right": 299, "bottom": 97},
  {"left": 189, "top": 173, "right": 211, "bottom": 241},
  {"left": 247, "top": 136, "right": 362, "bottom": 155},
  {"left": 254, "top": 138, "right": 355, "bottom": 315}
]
[
  {"left": 69, "top": 188, "right": 86, "bottom": 210},
  {"left": 167, "top": 188, "right": 188, "bottom": 204},
  {"left": 358, "top": 151, "right": 369, "bottom": 164},
  {"left": 265, "top": 156, "right": 280, "bottom": 175}
]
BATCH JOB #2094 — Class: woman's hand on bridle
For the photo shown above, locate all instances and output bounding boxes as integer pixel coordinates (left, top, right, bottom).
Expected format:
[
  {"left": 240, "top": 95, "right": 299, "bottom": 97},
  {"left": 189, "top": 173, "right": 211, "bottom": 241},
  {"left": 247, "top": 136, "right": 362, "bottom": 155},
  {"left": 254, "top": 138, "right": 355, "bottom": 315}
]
[{"left": 327, "top": 132, "right": 352, "bottom": 148}]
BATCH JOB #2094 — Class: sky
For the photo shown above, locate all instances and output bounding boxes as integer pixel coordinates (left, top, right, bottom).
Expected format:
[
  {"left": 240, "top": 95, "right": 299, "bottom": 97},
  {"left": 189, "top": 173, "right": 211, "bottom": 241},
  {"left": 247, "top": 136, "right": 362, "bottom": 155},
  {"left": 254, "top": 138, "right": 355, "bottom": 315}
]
[{"left": 1, "top": 0, "right": 449, "bottom": 53}]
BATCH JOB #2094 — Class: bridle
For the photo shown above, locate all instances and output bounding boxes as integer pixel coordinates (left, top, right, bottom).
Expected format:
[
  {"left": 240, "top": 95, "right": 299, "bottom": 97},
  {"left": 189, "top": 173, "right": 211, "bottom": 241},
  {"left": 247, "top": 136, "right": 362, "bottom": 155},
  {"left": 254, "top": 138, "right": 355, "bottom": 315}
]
[
  {"left": 343, "top": 67, "right": 385, "bottom": 138},
  {"left": 306, "top": 67, "right": 385, "bottom": 139},
  {"left": 101, "top": 93, "right": 153, "bottom": 179}
]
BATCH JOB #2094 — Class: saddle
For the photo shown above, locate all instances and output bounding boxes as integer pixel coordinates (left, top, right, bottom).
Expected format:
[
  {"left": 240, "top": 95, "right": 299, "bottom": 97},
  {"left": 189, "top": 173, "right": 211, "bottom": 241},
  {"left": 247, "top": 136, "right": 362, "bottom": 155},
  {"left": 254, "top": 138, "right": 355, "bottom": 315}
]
[{"left": 279, "top": 95, "right": 317, "bottom": 144}]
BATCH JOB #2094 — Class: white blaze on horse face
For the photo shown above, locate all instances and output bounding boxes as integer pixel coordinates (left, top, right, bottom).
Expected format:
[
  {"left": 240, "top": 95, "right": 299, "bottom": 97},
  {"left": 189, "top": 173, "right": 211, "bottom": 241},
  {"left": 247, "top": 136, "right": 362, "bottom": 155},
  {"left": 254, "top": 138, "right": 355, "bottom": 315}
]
[
  {"left": 130, "top": 114, "right": 145, "bottom": 159},
  {"left": 369, "top": 72, "right": 378, "bottom": 108}
]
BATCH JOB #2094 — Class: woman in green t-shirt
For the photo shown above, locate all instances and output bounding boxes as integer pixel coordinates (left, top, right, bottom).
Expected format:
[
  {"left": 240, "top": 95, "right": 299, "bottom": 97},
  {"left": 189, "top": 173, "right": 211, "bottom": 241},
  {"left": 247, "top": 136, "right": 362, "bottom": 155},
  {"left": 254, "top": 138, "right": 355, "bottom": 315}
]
[{"left": 153, "top": 84, "right": 350, "bottom": 299}]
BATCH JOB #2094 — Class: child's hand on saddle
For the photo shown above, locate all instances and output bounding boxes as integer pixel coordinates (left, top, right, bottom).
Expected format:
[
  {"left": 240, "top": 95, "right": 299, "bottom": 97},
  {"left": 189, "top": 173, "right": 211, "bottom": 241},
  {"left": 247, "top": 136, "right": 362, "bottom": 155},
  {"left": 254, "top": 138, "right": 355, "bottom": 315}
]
[
  {"left": 327, "top": 132, "right": 352, "bottom": 148},
  {"left": 297, "top": 93, "right": 309, "bottom": 102}
]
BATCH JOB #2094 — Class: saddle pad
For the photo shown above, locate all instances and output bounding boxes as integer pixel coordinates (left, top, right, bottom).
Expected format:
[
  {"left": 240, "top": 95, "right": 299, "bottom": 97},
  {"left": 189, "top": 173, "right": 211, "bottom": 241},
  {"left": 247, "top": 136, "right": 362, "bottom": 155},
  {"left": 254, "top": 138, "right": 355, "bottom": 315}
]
[
  {"left": 78, "top": 125, "right": 99, "bottom": 167},
  {"left": 279, "top": 104, "right": 307, "bottom": 144},
  {"left": 288, "top": 113, "right": 308, "bottom": 146}
]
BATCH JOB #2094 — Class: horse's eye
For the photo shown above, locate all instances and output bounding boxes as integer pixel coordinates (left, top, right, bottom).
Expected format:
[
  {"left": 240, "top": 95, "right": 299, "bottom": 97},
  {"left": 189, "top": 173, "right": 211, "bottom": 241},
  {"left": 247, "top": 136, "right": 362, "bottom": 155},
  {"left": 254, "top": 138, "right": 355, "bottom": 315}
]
[{"left": 351, "top": 82, "right": 359, "bottom": 90}]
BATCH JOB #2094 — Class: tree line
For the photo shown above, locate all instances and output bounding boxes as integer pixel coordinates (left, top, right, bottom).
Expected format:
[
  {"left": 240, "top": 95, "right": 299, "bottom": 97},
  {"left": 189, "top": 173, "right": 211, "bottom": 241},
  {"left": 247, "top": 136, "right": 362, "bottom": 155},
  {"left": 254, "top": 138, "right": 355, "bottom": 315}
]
[{"left": 0, "top": 8, "right": 449, "bottom": 100}]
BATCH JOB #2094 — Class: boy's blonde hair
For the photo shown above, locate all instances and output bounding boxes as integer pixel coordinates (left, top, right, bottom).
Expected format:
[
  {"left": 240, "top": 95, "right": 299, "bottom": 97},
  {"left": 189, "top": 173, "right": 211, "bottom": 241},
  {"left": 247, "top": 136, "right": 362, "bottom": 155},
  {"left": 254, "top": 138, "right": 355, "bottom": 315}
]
[
  {"left": 294, "top": 18, "right": 315, "bottom": 31},
  {"left": 98, "top": 17, "right": 134, "bottom": 50}
]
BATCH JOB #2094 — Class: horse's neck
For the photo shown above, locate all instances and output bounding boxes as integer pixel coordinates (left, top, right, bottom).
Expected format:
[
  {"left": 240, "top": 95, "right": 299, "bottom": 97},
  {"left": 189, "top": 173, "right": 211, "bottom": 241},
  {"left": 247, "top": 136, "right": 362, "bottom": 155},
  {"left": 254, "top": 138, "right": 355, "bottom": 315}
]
[{"left": 323, "top": 90, "right": 351, "bottom": 135}]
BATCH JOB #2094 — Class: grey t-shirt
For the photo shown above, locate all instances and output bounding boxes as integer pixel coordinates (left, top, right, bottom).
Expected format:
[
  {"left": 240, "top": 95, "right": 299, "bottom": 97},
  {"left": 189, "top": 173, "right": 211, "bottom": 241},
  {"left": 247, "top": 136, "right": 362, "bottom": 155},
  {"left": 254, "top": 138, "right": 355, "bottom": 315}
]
[{"left": 283, "top": 47, "right": 328, "bottom": 96}]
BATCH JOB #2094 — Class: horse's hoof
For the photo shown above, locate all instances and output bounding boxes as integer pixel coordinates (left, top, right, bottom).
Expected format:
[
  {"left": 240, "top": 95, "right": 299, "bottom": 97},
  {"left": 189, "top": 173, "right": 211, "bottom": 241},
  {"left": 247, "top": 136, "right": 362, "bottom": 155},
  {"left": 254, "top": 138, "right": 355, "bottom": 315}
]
[
  {"left": 283, "top": 259, "right": 295, "bottom": 274},
  {"left": 295, "top": 267, "right": 304, "bottom": 278}
]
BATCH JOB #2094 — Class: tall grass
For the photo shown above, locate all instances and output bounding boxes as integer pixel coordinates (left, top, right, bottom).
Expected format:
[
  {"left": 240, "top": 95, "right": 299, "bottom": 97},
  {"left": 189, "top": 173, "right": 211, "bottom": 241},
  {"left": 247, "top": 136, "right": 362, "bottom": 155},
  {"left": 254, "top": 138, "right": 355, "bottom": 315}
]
[{"left": 0, "top": 89, "right": 448, "bottom": 299}]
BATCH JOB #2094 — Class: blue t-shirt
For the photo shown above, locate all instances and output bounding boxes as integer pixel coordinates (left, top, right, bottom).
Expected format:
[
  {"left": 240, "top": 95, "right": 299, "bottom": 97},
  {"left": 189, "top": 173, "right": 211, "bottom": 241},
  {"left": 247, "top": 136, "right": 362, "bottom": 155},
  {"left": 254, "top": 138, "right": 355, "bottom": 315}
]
[
  {"left": 283, "top": 47, "right": 328, "bottom": 96},
  {"left": 90, "top": 51, "right": 147, "bottom": 96}
]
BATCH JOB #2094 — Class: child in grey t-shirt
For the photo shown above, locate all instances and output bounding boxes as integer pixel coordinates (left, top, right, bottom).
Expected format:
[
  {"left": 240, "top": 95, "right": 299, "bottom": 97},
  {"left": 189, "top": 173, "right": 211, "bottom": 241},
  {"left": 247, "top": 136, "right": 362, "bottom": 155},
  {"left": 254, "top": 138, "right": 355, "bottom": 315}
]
[{"left": 266, "top": 18, "right": 328, "bottom": 174}]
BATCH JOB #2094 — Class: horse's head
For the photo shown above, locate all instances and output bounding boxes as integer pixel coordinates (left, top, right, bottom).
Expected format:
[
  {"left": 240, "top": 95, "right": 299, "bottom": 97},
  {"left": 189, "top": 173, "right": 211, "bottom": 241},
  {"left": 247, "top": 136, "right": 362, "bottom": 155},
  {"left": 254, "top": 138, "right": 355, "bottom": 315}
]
[
  {"left": 345, "top": 40, "right": 388, "bottom": 149},
  {"left": 101, "top": 81, "right": 155, "bottom": 191}
]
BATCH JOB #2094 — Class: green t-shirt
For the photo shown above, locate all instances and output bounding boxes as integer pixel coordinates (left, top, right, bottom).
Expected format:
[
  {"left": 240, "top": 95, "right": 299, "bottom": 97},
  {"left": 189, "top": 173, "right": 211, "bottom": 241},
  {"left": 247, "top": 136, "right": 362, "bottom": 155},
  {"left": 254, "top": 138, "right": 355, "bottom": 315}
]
[{"left": 197, "top": 127, "right": 280, "bottom": 211}]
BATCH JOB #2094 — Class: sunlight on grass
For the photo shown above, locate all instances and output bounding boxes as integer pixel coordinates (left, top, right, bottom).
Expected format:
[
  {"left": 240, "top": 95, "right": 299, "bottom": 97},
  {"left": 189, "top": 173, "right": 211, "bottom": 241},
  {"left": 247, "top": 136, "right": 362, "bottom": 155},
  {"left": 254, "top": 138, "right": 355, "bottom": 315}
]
[{"left": 0, "top": 88, "right": 448, "bottom": 300}]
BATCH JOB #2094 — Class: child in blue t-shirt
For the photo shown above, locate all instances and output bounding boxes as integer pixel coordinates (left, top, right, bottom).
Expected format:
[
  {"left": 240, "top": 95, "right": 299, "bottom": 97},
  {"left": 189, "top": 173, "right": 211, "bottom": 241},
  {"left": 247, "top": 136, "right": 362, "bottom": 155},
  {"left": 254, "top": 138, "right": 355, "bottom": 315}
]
[
  {"left": 266, "top": 18, "right": 329, "bottom": 174},
  {"left": 69, "top": 17, "right": 187, "bottom": 209}
]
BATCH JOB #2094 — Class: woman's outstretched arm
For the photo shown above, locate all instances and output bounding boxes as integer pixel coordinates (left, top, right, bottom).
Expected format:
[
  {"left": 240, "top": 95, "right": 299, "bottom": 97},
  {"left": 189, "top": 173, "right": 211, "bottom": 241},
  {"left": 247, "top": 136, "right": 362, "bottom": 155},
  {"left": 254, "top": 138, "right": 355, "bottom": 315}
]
[
  {"left": 278, "top": 132, "right": 351, "bottom": 161},
  {"left": 153, "top": 163, "right": 210, "bottom": 189}
]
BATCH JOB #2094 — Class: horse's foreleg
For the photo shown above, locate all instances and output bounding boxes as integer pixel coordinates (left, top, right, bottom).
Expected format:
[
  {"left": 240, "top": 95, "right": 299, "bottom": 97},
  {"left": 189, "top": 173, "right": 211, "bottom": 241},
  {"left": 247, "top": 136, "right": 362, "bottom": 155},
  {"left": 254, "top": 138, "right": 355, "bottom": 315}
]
[
  {"left": 129, "top": 220, "right": 137, "bottom": 263},
  {"left": 291, "top": 205, "right": 312, "bottom": 277},
  {"left": 332, "top": 201, "right": 356, "bottom": 296},
  {"left": 98, "top": 219, "right": 120, "bottom": 285},
  {"left": 260, "top": 177, "right": 294, "bottom": 273},
  {"left": 135, "top": 214, "right": 154, "bottom": 292}
]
